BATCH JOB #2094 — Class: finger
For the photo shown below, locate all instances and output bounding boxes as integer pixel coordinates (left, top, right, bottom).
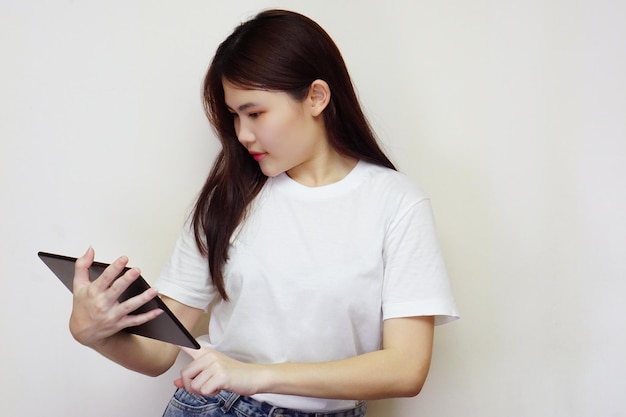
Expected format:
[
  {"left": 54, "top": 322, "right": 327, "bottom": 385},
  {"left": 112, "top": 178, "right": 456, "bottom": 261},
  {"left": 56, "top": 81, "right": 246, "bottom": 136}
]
[
  {"left": 107, "top": 266, "right": 143, "bottom": 300},
  {"left": 117, "top": 306, "right": 164, "bottom": 329},
  {"left": 180, "top": 363, "right": 217, "bottom": 396},
  {"left": 73, "top": 247, "right": 95, "bottom": 290},
  {"left": 173, "top": 377, "right": 215, "bottom": 396},
  {"left": 179, "top": 363, "right": 201, "bottom": 394},
  {"left": 189, "top": 368, "right": 216, "bottom": 396},
  {"left": 91, "top": 256, "right": 130, "bottom": 292},
  {"left": 113, "top": 284, "right": 161, "bottom": 326},
  {"left": 110, "top": 286, "right": 158, "bottom": 316},
  {"left": 179, "top": 345, "right": 203, "bottom": 360}
]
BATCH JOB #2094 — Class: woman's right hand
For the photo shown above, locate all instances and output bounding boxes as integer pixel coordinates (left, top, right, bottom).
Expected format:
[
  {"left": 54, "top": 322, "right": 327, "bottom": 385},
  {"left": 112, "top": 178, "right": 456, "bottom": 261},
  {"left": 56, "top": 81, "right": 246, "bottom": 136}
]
[{"left": 69, "top": 247, "right": 163, "bottom": 349}]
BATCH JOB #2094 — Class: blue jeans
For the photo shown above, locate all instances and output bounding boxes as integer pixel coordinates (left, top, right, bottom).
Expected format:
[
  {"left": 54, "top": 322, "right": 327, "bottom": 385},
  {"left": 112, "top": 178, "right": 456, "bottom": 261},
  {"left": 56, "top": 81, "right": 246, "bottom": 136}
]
[{"left": 161, "top": 388, "right": 367, "bottom": 417}]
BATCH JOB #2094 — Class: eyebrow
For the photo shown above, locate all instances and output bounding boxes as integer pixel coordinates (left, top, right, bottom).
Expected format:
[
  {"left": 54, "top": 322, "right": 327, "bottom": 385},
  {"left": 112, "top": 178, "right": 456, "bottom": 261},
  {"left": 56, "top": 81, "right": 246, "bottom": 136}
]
[{"left": 227, "top": 102, "right": 258, "bottom": 112}]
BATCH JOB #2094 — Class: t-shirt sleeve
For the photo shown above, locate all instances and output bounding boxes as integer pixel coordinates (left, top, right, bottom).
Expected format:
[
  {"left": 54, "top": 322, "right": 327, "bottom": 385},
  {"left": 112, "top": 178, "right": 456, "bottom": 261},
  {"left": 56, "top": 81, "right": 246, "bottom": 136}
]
[
  {"left": 382, "top": 198, "right": 459, "bottom": 325},
  {"left": 154, "top": 221, "right": 216, "bottom": 311}
]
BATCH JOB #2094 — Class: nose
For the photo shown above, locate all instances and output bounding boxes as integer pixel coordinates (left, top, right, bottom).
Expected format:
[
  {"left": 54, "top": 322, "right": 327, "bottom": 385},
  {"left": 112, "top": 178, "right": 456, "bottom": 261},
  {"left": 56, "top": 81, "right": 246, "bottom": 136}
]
[{"left": 235, "top": 119, "right": 255, "bottom": 146}]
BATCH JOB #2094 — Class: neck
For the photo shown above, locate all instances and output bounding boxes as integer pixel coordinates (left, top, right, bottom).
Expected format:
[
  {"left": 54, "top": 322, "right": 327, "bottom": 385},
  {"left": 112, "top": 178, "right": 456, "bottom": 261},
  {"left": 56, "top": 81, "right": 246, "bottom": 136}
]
[{"left": 287, "top": 149, "right": 358, "bottom": 187}]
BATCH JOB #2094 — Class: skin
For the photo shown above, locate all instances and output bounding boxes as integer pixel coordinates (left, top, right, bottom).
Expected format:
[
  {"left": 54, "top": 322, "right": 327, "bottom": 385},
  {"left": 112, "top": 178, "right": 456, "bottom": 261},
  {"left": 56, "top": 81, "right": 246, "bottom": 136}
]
[{"left": 69, "top": 80, "right": 436, "bottom": 400}]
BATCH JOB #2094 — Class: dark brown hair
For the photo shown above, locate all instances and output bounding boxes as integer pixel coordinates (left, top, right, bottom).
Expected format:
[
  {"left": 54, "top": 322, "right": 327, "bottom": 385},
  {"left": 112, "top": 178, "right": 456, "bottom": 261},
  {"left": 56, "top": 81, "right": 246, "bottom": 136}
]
[{"left": 193, "top": 9, "right": 396, "bottom": 300}]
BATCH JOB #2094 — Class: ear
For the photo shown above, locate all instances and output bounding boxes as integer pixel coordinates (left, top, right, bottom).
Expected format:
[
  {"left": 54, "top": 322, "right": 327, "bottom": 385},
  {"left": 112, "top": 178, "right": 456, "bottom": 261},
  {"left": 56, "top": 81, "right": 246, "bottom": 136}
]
[{"left": 307, "top": 79, "right": 331, "bottom": 117}]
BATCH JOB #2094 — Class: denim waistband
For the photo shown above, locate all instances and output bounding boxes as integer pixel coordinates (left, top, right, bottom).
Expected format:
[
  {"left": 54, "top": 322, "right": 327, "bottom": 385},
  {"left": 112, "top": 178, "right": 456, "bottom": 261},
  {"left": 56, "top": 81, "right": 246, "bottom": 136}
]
[{"left": 216, "top": 390, "right": 367, "bottom": 417}]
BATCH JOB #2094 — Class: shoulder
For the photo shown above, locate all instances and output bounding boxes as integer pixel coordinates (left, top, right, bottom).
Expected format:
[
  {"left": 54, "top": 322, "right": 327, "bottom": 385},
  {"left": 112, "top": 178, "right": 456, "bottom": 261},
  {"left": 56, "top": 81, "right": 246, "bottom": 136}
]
[{"left": 358, "top": 161, "right": 429, "bottom": 205}]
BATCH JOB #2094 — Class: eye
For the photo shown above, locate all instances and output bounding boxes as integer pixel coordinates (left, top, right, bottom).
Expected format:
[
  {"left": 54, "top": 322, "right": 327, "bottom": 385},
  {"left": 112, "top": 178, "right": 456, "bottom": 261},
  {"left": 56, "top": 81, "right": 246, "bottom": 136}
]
[{"left": 248, "top": 112, "right": 261, "bottom": 119}]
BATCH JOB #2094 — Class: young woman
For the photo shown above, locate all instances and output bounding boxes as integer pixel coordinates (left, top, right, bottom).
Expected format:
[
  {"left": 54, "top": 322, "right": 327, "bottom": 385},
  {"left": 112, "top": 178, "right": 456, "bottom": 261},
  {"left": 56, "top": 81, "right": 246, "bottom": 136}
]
[{"left": 69, "top": 9, "right": 458, "bottom": 417}]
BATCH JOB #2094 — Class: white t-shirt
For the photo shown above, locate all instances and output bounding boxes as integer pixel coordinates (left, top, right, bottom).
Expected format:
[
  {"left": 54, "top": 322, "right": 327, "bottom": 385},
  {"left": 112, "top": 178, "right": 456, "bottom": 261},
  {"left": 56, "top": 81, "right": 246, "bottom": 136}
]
[{"left": 155, "top": 160, "right": 459, "bottom": 411}]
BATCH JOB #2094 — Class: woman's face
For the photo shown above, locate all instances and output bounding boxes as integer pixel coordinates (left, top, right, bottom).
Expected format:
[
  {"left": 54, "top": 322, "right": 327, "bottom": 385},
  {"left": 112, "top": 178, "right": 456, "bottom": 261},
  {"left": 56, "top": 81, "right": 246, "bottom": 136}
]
[{"left": 223, "top": 80, "right": 329, "bottom": 179}]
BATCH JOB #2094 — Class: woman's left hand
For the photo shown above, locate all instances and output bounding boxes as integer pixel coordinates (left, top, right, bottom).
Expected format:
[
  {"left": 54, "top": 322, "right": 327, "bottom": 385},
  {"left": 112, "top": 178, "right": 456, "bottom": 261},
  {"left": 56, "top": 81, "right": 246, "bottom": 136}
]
[{"left": 175, "top": 346, "right": 264, "bottom": 397}]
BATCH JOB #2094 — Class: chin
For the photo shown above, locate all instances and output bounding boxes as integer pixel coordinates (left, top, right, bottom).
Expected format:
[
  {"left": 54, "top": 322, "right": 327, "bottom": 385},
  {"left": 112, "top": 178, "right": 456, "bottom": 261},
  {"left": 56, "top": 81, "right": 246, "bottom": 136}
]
[{"left": 259, "top": 166, "right": 285, "bottom": 178}]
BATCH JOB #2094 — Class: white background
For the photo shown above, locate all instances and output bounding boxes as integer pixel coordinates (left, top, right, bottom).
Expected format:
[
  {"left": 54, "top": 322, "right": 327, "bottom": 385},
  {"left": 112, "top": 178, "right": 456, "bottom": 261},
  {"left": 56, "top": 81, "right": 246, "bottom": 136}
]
[{"left": 2, "top": 1, "right": 625, "bottom": 416}]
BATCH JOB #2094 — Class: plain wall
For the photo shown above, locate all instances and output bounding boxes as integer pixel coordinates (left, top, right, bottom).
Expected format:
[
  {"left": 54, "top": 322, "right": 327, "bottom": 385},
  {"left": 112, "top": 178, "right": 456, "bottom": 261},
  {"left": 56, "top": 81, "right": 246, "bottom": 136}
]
[{"left": 2, "top": 1, "right": 625, "bottom": 416}]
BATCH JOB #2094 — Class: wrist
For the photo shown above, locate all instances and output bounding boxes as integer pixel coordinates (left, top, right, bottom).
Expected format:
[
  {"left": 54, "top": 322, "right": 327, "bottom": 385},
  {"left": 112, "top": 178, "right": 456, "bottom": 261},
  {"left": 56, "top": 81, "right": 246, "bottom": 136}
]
[{"left": 250, "top": 363, "right": 277, "bottom": 395}]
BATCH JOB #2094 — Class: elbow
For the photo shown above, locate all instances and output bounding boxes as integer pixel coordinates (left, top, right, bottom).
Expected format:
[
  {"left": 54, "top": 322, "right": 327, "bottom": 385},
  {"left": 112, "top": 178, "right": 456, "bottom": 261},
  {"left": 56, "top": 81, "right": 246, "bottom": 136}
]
[
  {"left": 122, "top": 360, "right": 172, "bottom": 378},
  {"left": 124, "top": 347, "right": 179, "bottom": 378},
  {"left": 403, "top": 380, "right": 426, "bottom": 398},
  {"left": 136, "top": 339, "right": 180, "bottom": 377},
  {"left": 390, "top": 365, "right": 430, "bottom": 398},
  {"left": 143, "top": 354, "right": 179, "bottom": 377},
  {"left": 145, "top": 366, "right": 170, "bottom": 378},
  {"left": 391, "top": 377, "right": 425, "bottom": 398}
]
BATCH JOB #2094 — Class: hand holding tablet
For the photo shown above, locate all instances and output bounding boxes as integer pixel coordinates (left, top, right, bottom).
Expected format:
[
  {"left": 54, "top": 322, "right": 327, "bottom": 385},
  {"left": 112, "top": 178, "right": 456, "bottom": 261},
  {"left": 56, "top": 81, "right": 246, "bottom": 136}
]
[{"left": 38, "top": 250, "right": 200, "bottom": 349}]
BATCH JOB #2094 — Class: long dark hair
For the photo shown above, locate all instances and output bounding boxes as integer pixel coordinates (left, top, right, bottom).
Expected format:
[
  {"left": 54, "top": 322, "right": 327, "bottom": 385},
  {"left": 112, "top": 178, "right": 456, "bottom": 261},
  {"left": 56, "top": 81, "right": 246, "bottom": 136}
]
[{"left": 193, "top": 9, "right": 396, "bottom": 300}]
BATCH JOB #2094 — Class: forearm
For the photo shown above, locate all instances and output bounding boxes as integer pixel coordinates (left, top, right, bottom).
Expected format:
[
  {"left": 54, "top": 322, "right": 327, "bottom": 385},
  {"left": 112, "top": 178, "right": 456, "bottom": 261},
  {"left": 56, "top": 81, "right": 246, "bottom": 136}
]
[
  {"left": 257, "top": 316, "right": 434, "bottom": 400},
  {"left": 261, "top": 346, "right": 431, "bottom": 400},
  {"left": 246, "top": 317, "right": 434, "bottom": 400},
  {"left": 91, "top": 331, "right": 179, "bottom": 377}
]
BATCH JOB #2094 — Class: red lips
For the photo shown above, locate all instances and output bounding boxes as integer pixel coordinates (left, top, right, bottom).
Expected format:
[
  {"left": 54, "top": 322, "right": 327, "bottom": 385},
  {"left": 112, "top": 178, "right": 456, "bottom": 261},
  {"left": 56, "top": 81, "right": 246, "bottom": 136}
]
[{"left": 249, "top": 151, "right": 267, "bottom": 161}]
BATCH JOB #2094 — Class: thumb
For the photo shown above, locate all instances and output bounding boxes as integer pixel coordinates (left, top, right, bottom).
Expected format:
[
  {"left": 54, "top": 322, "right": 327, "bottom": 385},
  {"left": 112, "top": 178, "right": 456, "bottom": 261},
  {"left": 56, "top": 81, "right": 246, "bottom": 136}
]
[{"left": 73, "top": 247, "right": 95, "bottom": 290}]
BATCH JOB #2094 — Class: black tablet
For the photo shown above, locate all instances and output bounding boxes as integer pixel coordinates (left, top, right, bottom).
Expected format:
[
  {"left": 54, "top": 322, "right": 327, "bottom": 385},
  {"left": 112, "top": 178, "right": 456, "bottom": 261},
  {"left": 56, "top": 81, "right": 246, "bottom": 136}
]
[{"left": 38, "top": 251, "right": 200, "bottom": 349}]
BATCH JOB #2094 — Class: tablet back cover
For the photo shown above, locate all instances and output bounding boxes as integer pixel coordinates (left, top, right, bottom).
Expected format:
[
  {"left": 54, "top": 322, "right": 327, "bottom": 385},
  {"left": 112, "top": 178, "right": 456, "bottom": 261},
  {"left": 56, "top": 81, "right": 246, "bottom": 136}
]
[{"left": 38, "top": 251, "right": 199, "bottom": 349}]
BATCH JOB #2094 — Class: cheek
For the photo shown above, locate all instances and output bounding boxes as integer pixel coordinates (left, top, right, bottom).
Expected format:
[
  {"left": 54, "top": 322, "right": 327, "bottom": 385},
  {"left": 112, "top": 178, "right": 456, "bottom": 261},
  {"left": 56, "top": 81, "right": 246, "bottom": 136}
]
[
  {"left": 233, "top": 118, "right": 240, "bottom": 137},
  {"left": 258, "top": 121, "right": 287, "bottom": 148},
  {"left": 259, "top": 108, "right": 305, "bottom": 151},
  {"left": 274, "top": 114, "right": 305, "bottom": 143}
]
